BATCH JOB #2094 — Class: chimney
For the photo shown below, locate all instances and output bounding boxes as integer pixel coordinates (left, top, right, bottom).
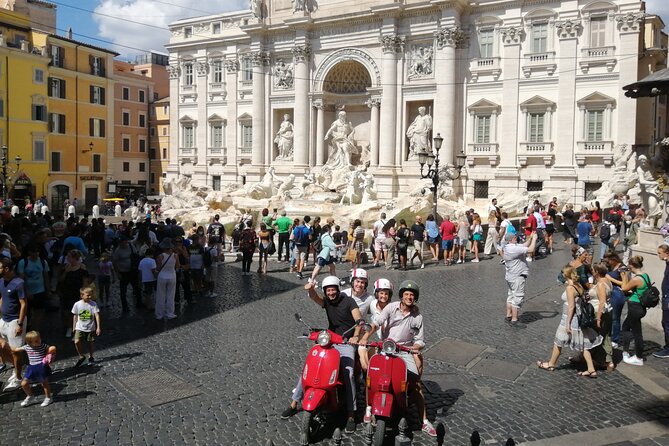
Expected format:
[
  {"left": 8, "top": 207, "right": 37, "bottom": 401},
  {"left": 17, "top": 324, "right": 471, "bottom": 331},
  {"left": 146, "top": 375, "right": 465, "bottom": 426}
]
[{"left": 67, "top": 27, "right": 73, "bottom": 40}]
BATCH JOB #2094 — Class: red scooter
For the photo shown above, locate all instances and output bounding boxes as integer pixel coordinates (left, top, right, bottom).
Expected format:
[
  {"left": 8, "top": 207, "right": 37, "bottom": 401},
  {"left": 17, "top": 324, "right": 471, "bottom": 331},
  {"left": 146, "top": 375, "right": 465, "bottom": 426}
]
[
  {"left": 365, "top": 338, "right": 414, "bottom": 446},
  {"left": 294, "top": 314, "right": 361, "bottom": 445}
]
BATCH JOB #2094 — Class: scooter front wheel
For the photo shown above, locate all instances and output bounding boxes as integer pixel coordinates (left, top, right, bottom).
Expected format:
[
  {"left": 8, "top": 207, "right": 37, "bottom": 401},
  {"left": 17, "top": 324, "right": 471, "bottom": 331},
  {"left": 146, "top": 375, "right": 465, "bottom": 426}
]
[
  {"left": 373, "top": 417, "right": 386, "bottom": 446},
  {"left": 300, "top": 410, "right": 315, "bottom": 445}
]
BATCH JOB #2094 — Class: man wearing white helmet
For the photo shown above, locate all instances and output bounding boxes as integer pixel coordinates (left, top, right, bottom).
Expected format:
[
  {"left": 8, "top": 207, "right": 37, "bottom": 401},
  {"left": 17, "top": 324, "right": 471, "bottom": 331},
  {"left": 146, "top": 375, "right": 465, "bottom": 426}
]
[
  {"left": 359, "top": 279, "right": 437, "bottom": 437},
  {"left": 281, "top": 276, "right": 363, "bottom": 434},
  {"left": 341, "top": 268, "right": 374, "bottom": 315}
]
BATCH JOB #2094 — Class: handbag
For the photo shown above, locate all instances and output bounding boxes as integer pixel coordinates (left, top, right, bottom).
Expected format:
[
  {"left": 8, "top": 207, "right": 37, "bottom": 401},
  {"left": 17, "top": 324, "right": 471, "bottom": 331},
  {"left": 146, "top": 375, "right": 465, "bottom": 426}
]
[
  {"left": 344, "top": 248, "right": 357, "bottom": 262},
  {"left": 267, "top": 240, "right": 276, "bottom": 255}
]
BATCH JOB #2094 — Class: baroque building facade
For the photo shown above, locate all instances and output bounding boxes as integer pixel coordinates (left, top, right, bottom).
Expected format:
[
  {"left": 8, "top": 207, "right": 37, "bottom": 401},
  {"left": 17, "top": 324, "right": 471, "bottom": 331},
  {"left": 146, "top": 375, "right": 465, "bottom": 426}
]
[{"left": 165, "top": 0, "right": 654, "bottom": 203}]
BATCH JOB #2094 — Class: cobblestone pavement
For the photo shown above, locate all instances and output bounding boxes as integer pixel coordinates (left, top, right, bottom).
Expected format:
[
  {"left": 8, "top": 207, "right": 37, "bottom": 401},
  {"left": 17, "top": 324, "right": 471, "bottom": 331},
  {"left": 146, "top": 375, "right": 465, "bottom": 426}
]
[{"left": 2, "top": 243, "right": 669, "bottom": 445}]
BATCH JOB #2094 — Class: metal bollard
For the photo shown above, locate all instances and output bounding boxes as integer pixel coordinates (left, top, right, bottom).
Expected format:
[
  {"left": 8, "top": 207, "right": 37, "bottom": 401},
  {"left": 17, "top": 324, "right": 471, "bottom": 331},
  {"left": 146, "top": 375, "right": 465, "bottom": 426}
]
[
  {"left": 395, "top": 418, "right": 412, "bottom": 445},
  {"left": 331, "top": 427, "right": 342, "bottom": 445}
]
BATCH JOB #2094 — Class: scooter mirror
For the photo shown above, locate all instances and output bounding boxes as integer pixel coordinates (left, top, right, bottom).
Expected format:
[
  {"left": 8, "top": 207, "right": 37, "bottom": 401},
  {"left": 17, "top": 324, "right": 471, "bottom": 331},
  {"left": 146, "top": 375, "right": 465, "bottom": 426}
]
[{"left": 294, "top": 313, "right": 302, "bottom": 322}]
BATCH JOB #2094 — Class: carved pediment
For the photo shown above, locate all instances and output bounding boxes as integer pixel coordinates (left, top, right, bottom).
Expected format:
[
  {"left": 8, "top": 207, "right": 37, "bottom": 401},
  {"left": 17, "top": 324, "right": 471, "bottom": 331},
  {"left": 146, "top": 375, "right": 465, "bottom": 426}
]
[
  {"left": 237, "top": 112, "right": 252, "bottom": 121},
  {"left": 520, "top": 95, "right": 556, "bottom": 111},
  {"left": 577, "top": 91, "right": 616, "bottom": 107},
  {"left": 179, "top": 115, "right": 197, "bottom": 124},
  {"left": 208, "top": 114, "right": 225, "bottom": 123},
  {"left": 468, "top": 98, "right": 501, "bottom": 114}
]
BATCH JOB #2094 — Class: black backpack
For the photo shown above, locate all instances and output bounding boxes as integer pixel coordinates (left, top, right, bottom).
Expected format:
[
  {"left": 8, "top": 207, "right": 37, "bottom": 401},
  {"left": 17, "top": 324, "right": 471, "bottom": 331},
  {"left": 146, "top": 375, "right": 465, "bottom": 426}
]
[
  {"left": 574, "top": 286, "right": 597, "bottom": 329},
  {"left": 599, "top": 222, "right": 610, "bottom": 241},
  {"left": 638, "top": 274, "right": 660, "bottom": 308}
]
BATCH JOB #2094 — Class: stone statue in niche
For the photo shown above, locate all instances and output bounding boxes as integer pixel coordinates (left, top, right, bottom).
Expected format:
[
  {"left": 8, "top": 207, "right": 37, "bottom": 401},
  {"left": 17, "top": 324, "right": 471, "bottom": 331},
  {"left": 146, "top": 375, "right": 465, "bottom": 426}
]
[
  {"left": 637, "top": 154, "right": 662, "bottom": 217},
  {"left": 273, "top": 60, "right": 294, "bottom": 89},
  {"left": 408, "top": 45, "right": 433, "bottom": 79},
  {"left": 274, "top": 114, "right": 294, "bottom": 161},
  {"left": 406, "top": 106, "right": 432, "bottom": 160},
  {"left": 324, "top": 111, "right": 357, "bottom": 170}
]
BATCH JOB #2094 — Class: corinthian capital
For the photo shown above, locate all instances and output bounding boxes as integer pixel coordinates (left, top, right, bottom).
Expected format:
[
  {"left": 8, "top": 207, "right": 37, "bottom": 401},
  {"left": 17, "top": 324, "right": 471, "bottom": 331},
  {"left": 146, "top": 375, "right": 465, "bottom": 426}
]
[
  {"left": 616, "top": 12, "right": 645, "bottom": 33},
  {"left": 434, "top": 27, "right": 467, "bottom": 49},
  {"left": 556, "top": 19, "right": 582, "bottom": 39},
  {"left": 380, "top": 35, "right": 406, "bottom": 54},
  {"left": 249, "top": 50, "right": 270, "bottom": 67},
  {"left": 292, "top": 44, "right": 312, "bottom": 63},
  {"left": 167, "top": 65, "right": 180, "bottom": 79}
]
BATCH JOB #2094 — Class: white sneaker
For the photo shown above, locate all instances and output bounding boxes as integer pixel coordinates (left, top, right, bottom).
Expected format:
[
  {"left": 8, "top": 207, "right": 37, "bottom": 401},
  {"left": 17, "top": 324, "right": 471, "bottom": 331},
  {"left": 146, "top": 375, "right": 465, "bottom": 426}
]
[
  {"left": 420, "top": 263, "right": 425, "bottom": 269},
  {"left": 457, "top": 259, "right": 463, "bottom": 264},
  {"left": 612, "top": 342, "right": 620, "bottom": 349},
  {"left": 623, "top": 351, "right": 630, "bottom": 360},
  {"left": 623, "top": 355, "right": 644, "bottom": 366},
  {"left": 471, "top": 258, "right": 480, "bottom": 263},
  {"left": 526, "top": 257, "right": 533, "bottom": 262},
  {"left": 20, "top": 396, "right": 35, "bottom": 407},
  {"left": 40, "top": 397, "right": 53, "bottom": 407},
  {"left": 3, "top": 375, "right": 21, "bottom": 392}
]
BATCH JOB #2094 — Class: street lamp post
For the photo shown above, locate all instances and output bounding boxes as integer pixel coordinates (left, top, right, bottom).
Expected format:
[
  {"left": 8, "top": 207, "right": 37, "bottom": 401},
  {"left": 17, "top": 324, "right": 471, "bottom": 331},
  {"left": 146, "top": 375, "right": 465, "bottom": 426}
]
[
  {"left": 0, "top": 145, "right": 21, "bottom": 203},
  {"left": 418, "top": 133, "right": 466, "bottom": 220}
]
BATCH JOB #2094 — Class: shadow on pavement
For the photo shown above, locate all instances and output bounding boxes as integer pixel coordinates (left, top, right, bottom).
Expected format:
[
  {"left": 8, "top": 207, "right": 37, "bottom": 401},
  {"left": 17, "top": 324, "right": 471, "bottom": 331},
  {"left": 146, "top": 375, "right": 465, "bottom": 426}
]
[{"left": 519, "top": 310, "right": 559, "bottom": 325}]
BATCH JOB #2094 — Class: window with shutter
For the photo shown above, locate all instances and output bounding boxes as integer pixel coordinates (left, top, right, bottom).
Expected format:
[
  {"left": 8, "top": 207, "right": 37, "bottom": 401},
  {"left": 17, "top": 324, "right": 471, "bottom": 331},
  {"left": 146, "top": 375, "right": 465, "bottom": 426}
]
[{"left": 51, "top": 152, "right": 61, "bottom": 171}]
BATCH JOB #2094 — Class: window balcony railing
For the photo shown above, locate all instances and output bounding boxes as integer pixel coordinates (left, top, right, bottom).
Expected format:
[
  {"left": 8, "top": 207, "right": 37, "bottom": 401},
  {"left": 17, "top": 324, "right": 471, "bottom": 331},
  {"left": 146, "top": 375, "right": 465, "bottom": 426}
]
[
  {"left": 579, "top": 46, "right": 616, "bottom": 73},
  {"left": 466, "top": 142, "right": 499, "bottom": 166},
  {"left": 179, "top": 147, "right": 197, "bottom": 164},
  {"left": 469, "top": 57, "right": 502, "bottom": 82},
  {"left": 239, "top": 146, "right": 252, "bottom": 155},
  {"left": 207, "top": 147, "right": 227, "bottom": 165},
  {"left": 518, "top": 142, "right": 554, "bottom": 166},
  {"left": 575, "top": 140, "right": 614, "bottom": 166},
  {"left": 522, "top": 51, "right": 557, "bottom": 77}
]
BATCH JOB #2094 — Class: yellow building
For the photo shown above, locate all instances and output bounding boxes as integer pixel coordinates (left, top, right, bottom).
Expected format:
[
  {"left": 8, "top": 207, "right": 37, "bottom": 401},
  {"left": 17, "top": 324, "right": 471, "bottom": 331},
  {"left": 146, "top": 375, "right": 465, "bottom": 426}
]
[
  {"left": 0, "top": 9, "right": 50, "bottom": 204},
  {"left": 149, "top": 96, "right": 170, "bottom": 194},
  {"left": 45, "top": 34, "right": 117, "bottom": 213}
]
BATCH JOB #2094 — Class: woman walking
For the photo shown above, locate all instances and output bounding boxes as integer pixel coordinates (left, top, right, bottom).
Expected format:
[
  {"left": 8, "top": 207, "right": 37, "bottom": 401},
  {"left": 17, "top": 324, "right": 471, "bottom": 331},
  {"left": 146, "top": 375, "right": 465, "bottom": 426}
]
[
  {"left": 537, "top": 265, "right": 602, "bottom": 377},
  {"left": 483, "top": 211, "right": 498, "bottom": 258},
  {"left": 382, "top": 219, "right": 397, "bottom": 270},
  {"left": 470, "top": 214, "right": 483, "bottom": 262},
  {"left": 425, "top": 214, "right": 440, "bottom": 261},
  {"left": 590, "top": 262, "right": 614, "bottom": 371},
  {"left": 309, "top": 225, "right": 339, "bottom": 283},
  {"left": 620, "top": 256, "right": 649, "bottom": 366},
  {"left": 155, "top": 239, "right": 179, "bottom": 320},
  {"left": 257, "top": 223, "right": 271, "bottom": 274}
]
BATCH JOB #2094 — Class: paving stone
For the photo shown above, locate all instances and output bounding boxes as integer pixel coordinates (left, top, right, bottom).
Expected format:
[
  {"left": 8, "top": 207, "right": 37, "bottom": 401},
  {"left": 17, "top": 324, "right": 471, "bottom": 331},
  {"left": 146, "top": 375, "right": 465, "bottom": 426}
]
[
  {"left": 468, "top": 358, "right": 526, "bottom": 382},
  {"left": 423, "top": 338, "right": 487, "bottom": 366}
]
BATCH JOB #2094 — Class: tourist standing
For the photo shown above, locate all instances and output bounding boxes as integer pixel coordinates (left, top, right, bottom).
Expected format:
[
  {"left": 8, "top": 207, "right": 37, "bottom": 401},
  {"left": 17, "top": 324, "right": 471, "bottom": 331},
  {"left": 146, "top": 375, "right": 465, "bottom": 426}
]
[
  {"left": 396, "top": 220, "right": 410, "bottom": 271},
  {"left": 351, "top": 219, "right": 365, "bottom": 269},
  {"left": 484, "top": 211, "right": 498, "bottom": 258},
  {"left": 383, "top": 219, "right": 397, "bottom": 270},
  {"left": 455, "top": 215, "right": 470, "bottom": 264},
  {"left": 439, "top": 215, "right": 456, "bottom": 266},
  {"left": 620, "top": 256, "right": 650, "bottom": 366},
  {"left": 273, "top": 210, "right": 293, "bottom": 262},
  {"left": 503, "top": 231, "right": 537, "bottom": 328},
  {"left": 239, "top": 221, "right": 258, "bottom": 275},
  {"left": 654, "top": 244, "right": 669, "bottom": 359},
  {"left": 410, "top": 215, "right": 425, "bottom": 268},
  {"left": 576, "top": 214, "right": 594, "bottom": 254},
  {"left": 591, "top": 262, "right": 614, "bottom": 371},
  {"left": 425, "top": 214, "right": 440, "bottom": 262},
  {"left": 372, "top": 213, "right": 387, "bottom": 267},
  {"left": 155, "top": 239, "right": 179, "bottom": 320}
]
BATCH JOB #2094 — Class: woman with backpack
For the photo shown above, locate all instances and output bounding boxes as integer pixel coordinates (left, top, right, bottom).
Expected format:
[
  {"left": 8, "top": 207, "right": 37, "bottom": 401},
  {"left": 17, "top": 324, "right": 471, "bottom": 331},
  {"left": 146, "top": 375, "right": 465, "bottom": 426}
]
[
  {"left": 396, "top": 219, "right": 410, "bottom": 271},
  {"left": 382, "top": 219, "right": 397, "bottom": 270},
  {"left": 537, "top": 265, "right": 602, "bottom": 377},
  {"left": 620, "top": 256, "right": 650, "bottom": 366},
  {"left": 308, "top": 225, "right": 339, "bottom": 284}
]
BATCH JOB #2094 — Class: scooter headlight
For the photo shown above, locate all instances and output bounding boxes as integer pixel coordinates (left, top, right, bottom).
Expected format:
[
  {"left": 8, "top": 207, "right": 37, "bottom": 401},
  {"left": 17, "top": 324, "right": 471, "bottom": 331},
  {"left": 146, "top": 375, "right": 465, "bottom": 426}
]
[
  {"left": 317, "top": 331, "right": 331, "bottom": 347},
  {"left": 382, "top": 340, "right": 397, "bottom": 354}
]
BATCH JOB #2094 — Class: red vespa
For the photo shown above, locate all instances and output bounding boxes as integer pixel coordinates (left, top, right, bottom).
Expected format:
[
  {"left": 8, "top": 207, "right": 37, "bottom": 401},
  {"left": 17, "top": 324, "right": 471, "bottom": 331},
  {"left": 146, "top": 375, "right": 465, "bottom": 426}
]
[
  {"left": 294, "top": 313, "right": 359, "bottom": 445},
  {"left": 365, "top": 338, "right": 414, "bottom": 446}
]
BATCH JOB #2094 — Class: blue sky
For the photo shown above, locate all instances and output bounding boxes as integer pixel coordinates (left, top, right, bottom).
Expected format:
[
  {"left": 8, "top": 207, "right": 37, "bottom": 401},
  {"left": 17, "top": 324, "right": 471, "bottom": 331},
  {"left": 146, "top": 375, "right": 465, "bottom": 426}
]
[{"left": 53, "top": 0, "right": 669, "bottom": 59}]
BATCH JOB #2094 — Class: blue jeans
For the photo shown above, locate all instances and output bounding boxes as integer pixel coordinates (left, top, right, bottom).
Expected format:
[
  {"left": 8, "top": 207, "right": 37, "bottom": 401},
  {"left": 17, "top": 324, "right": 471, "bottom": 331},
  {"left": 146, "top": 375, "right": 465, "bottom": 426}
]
[
  {"left": 599, "top": 240, "right": 612, "bottom": 261},
  {"left": 611, "top": 288, "right": 626, "bottom": 344},
  {"left": 291, "top": 343, "right": 356, "bottom": 412}
]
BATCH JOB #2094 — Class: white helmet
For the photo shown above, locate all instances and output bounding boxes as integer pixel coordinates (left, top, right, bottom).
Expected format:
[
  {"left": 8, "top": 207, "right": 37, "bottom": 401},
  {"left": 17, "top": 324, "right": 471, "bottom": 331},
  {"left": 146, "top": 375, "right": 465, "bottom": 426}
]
[
  {"left": 321, "top": 275, "right": 340, "bottom": 291},
  {"left": 374, "top": 278, "right": 393, "bottom": 299},
  {"left": 350, "top": 268, "right": 368, "bottom": 282}
]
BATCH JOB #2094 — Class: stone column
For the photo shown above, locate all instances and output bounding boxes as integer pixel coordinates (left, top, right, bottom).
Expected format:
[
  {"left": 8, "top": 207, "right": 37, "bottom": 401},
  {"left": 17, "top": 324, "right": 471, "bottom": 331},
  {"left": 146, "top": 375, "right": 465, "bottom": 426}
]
[
  {"left": 367, "top": 98, "right": 381, "bottom": 167},
  {"left": 555, "top": 19, "right": 582, "bottom": 168},
  {"left": 434, "top": 27, "right": 465, "bottom": 166},
  {"left": 293, "top": 44, "right": 311, "bottom": 167},
  {"left": 251, "top": 50, "right": 267, "bottom": 166},
  {"left": 378, "top": 35, "right": 404, "bottom": 168},
  {"left": 166, "top": 64, "right": 180, "bottom": 178},
  {"left": 224, "top": 58, "right": 239, "bottom": 170},
  {"left": 313, "top": 100, "right": 325, "bottom": 166},
  {"left": 616, "top": 12, "right": 643, "bottom": 147},
  {"left": 498, "top": 26, "right": 523, "bottom": 168},
  {"left": 195, "top": 59, "right": 209, "bottom": 180}
]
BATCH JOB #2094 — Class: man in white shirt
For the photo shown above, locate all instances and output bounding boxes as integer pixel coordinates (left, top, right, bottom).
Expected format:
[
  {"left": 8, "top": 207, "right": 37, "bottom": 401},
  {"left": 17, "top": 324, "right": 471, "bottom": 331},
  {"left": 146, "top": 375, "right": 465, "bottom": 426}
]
[
  {"left": 503, "top": 232, "right": 537, "bottom": 328},
  {"left": 372, "top": 213, "right": 386, "bottom": 267}
]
